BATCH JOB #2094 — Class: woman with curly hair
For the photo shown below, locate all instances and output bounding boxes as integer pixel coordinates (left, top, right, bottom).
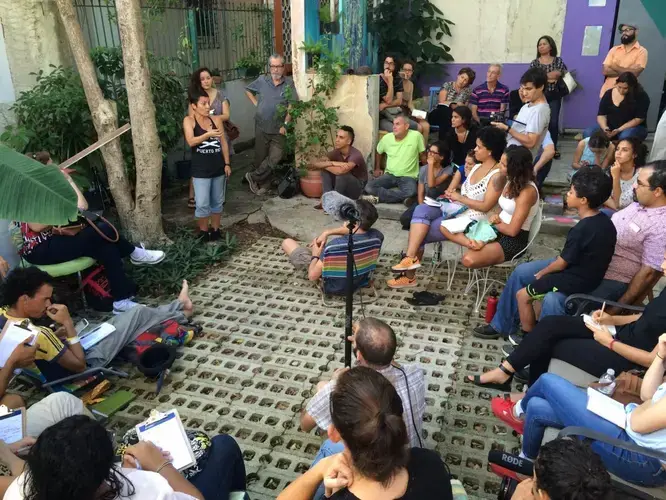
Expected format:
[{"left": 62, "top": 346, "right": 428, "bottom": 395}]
[
  {"left": 461, "top": 145, "right": 540, "bottom": 269},
  {"left": 0, "top": 415, "right": 246, "bottom": 500}
]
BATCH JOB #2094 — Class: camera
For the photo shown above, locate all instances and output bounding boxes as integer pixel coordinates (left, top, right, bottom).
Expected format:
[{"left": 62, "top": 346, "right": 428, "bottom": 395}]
[{"left": 489, "top": 111, "right": 506, "bottom": 124}]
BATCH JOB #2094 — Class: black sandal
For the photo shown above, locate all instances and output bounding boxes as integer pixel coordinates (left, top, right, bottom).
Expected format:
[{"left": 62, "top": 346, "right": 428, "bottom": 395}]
[
  {"left": 188, "top": 197, "right": 196, "bottom": 209},
  {"left": 467, "top": 364, "right": 514, "bottom": 391}
]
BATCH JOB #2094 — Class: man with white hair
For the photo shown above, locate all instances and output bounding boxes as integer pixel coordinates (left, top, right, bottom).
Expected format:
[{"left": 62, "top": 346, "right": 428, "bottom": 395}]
[
  {"left": 245, "top": 54, "right": 299, "bottom": 194},
  {"left": 469, "top": 64, "right": 511, "bottom": 124}
]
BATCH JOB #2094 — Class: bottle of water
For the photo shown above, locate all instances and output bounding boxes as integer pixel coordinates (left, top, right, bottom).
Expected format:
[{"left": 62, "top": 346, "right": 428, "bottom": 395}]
[{"left": 597, "top": 369, "right": 616, "bottom": 396}]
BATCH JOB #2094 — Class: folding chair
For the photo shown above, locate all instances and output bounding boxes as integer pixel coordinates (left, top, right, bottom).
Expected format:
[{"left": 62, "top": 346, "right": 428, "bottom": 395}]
[
  {"left": 320, "top": 236, "right": 383, "bottom": 307},
  {"left": 465, "top": 201, "right": 544, "bottom": 312}
]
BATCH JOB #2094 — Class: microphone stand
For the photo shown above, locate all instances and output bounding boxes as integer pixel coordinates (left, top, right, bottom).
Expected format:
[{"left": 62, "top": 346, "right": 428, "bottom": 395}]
[{"left": 344, "top": 218, "right": 357, "bottom": 368}]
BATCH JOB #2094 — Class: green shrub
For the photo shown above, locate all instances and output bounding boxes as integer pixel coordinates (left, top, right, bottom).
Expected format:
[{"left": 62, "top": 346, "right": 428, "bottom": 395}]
[
  {"left": 127, "top": 225, "right": 237, "bottom": 297},
  {"left": 1, "top": 47, "right": 186, "bottom": 185}
]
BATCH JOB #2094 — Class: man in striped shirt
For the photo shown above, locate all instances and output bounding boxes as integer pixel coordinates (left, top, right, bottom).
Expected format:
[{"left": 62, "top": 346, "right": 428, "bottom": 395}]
[{"left": 469, "top": 64, "right": 511, "bottom": 124}]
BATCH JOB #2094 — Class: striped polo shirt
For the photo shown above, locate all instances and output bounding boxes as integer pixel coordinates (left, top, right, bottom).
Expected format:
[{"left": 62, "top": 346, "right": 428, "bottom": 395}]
[{"left": 469, "top": 81, "right": 511, "bottom": 118}]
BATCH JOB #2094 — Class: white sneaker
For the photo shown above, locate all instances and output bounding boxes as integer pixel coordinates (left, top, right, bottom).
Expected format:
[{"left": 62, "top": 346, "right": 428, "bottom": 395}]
[
  {"left": 112, "top": 298, "right": 141, "bottom": 315},
  {"left": 130, "top": 244, "right": 165, "bottom": 265}
]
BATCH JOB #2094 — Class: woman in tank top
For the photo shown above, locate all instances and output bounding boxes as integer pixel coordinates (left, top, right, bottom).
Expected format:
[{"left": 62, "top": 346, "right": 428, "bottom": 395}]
[
  {"left": 389, "top": 126, "right": 507, "bottom": 289},
  {"left": 461, "top": 145, "right": 539, "bottom": 269},
  {"left": 183, "top": 92, "right": 231, "bottom": 242},
  {"left": 186, "top": 67, "right": 231, "bottom": 208}
]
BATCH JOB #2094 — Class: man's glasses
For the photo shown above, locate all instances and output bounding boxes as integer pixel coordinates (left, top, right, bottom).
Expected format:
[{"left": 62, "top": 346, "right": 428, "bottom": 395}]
[
  {"left": 619, "top": 28, "right": 635, "bottom": 33},
  {"left": 270, "top": 65, "right": 284, "bottom": 69},
  {"left": 636, "top": 179, "right": 651, "bottom": 189}
]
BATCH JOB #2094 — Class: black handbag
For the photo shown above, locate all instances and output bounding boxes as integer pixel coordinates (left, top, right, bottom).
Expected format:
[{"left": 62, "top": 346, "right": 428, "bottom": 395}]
[{"left": 277, "top": 168, "right": 300, "bottom": 199}]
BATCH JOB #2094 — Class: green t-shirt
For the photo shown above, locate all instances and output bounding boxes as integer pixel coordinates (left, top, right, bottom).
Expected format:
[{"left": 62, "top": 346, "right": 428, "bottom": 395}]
[{"left": 376, "top": 130, "right": 425, "bottom": 178}]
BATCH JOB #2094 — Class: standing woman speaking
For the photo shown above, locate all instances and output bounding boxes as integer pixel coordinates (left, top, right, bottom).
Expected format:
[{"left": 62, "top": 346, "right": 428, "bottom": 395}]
[
  {"left": 186, "top": 67, "right": 231, "bottom": 209},
  {"left": 530, "top": 36, "right": 568, "bottom": 158},
  {"left": 183, "top": 92, "right": 231, "bottom": 242}
]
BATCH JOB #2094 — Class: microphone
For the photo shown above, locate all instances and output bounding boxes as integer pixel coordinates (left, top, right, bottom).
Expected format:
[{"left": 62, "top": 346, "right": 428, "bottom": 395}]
[
  {"left": 321, "top": 191, "right": 360, "bottom": 222},
  {"left": 487, "top": 451, "right": 534, "bottom": 477}
]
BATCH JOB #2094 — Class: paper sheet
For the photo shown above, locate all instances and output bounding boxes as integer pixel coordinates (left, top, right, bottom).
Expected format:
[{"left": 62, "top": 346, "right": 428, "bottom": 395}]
[
  {"left": 411, "top": 109, "right": 427, "bottom": 120},
  {"left": 0, "top": 409, "right": 24, "bottom": 444},
  {"left": 0, "top": 322, "right": 37, "bottom": 368},
  {"left": 582, "top": 315, "right": 617, "bottom": 336},
  {"left": 80, "top": 323, "right": 116, "bottom": 351},
  {"left": 587, "top": 387, "right": 626, "bottom": 429},
  {"left": 136, "top": 410, "right": 195, "bottom": 471}
]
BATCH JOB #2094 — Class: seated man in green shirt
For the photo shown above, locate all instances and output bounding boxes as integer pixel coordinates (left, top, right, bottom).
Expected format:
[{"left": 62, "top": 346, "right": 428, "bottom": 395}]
[{"left": 362, "top": 115, "right": 426, "bottom": 204}]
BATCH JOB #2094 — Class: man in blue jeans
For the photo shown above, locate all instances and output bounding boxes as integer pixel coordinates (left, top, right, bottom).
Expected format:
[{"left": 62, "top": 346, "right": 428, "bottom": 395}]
[{"left": 474, "top": 163, "right": 666, "bottom": 344}]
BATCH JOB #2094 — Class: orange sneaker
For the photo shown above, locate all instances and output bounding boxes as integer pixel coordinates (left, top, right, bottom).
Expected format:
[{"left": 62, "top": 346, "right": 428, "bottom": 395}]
[
  {"left": 391, "top": 256, "right": 421, "bottom": 272},
  {"left": 387, "top": 274, "right": 417, "bottom": 289}
]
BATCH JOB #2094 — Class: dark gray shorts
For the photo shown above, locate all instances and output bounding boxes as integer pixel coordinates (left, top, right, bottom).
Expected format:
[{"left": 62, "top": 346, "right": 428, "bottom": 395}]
[{"left": 289, "top": 247, "right": 312, "bottom": 269}]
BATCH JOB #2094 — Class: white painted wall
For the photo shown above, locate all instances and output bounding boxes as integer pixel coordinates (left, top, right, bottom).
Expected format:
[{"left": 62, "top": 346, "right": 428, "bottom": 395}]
[
  {"left": 432, "top": 0, "right": 568, "bottom": 63},
  {"left": 220, "top": 78, "right": 257, "bottom": 144}
]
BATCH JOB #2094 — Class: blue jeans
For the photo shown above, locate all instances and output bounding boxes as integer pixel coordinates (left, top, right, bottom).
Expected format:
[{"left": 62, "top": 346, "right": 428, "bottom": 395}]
[
  {"left": 522, "top": 373, "right": 666, "bottom": 488},
  {"left": 311, "top": 439, "right": 345, "bottom": 500},
  {"left": 584, "top": 125, "right": 648, "bottom": 142},
  {"left": 490, "top": 259, "right": 629, "bottom": 335},
  {"left": 193, "top": 175, "right": 226, "bottom": 218},
  {"left": 365, "top": 173, "right": 417, "bottom": 204},
  {"left": 190, "top": 434, "right": 248, "bottom": 499}
]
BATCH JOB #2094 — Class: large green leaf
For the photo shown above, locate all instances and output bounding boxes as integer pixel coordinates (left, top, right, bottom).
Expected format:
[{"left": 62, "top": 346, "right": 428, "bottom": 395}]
[{"left": 0, "top": 144, "right": 78, "bottom": 225}]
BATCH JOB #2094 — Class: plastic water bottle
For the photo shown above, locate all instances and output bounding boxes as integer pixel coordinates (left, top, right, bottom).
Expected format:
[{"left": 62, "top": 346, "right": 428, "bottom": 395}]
[{"left": 597, "top": 369, "right": 616, "bottom": 396}]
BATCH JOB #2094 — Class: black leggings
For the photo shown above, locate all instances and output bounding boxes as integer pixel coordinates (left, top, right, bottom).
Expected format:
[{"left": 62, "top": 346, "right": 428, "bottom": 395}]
[
  {"left": 25, "top": 223, "right": 136, "bottom": 301},
  {"left": 507, "top": 315, "right": 637, "bottom": 386}
]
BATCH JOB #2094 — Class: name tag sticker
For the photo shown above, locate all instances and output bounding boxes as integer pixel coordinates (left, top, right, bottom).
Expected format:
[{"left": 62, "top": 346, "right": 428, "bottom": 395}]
[{"left": 630, "top": 222, "right": 641, "bottom": 233}]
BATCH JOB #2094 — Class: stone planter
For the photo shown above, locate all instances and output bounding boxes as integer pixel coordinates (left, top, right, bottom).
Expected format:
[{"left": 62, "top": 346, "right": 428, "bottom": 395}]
[{"left": 299, "top": 169, "right": 323, "bottom": 198}]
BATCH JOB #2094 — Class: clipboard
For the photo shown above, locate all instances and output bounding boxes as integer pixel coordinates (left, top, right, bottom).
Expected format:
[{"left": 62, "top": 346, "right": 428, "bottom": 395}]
[
  {"left": 136, "top": 409, "right": 195, "bottom": 471},
  {"left": 0, "top": 405, "right": 26, "bottom": 444},
  {"left": 0, "top": 320, "right": 37, "bottom": 368}
]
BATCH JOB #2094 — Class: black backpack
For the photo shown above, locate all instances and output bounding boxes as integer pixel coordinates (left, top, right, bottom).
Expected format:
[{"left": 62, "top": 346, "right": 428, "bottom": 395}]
[{"left": 277, "top": 168, "right": 300, "bottom": 199}]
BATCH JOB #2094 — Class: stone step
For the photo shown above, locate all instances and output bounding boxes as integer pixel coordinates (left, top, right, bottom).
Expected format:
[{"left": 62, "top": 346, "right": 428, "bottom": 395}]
[
  {"left": 374, "top": 202, "right": 406, "bottom": 221},
  {"left": 542, "top": 194, "right": 564, "bottom": 216},
  {"left": 540, "top": 215, "right": 578, "bottom": 236}
]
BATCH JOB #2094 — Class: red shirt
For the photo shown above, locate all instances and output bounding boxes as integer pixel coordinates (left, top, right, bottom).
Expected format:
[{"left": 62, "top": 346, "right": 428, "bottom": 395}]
[{"left": 327, "top": 146, "right": 367, "bottom": 182}]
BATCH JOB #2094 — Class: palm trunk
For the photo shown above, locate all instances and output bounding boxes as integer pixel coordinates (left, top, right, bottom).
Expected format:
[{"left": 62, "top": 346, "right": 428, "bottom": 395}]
[
  {"left": 55, "top": 0, "right": 167, "bottom": 245},
  {"left": 115, "top": 0, "right": 167, "bottom": 244},
  {"left": 55, "top": 0, "right": 136, "bottom": 232}
]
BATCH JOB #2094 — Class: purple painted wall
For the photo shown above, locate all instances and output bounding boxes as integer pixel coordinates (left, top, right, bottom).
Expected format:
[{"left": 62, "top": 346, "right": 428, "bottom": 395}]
[
  {"left": 417, "top": 1, "right": 620, "bottom": 130},
  {"left": 559, "top": 0, "right": 618, "bottom": 129}
]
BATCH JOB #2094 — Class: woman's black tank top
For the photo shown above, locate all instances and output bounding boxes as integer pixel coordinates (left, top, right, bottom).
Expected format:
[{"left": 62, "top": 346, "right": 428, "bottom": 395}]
[{"left": 191, "top": 117, "right": 223, "bottom": 178}]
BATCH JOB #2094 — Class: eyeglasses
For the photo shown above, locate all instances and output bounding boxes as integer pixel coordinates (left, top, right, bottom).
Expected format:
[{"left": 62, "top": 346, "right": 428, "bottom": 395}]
[
  {"left": 636, "top": 179, "right": 651, "bottom": 189},
  {"left": 427, "top": 150, "right": 441, "bottom": 155},
  {"left": 270, "top": 64, "right": 284, "bottom": 69},
  {"left": 619, "top": 28, "right": 635, "bottom": 33}
]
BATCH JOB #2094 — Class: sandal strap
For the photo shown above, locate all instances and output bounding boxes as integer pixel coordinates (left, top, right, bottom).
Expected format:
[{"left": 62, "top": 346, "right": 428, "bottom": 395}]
[{"left": 498, "top": 364, "right": 514, "bottom": 377}]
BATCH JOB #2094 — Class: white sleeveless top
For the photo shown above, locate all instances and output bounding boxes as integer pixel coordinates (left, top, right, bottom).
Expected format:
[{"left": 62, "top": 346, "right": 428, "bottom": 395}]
[
  {"left": 459, "top": 164, "right": 501, "bottom": 221},
  {"left": 498, "top": 181, "right": 540, "bottom": 231},
  {"left": 626, "top": 382, "right": 666, "bottom": 464}
]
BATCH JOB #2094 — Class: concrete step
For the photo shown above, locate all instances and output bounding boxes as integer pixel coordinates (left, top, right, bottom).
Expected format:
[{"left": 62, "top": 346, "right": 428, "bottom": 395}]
[
  {"left": 540, "top": 215, "right": 578, "bottom": 236},
  {"left": 374, "top": 202, "right": 406, "bottom": 221},
  {"left": 543, "top": 194, "right": 564, "bottom": 216}
]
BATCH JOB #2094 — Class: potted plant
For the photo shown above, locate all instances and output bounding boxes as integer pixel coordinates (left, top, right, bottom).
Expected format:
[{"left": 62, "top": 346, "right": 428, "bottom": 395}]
[
  {"left": 237, "top": 50, "right": 264, "bottom": 79},
  {"left": 281, "top": 42, "right": 347, "bottom": 198},
  {"left": 210, "top": 68, "right": 222, "bottom": 85}
]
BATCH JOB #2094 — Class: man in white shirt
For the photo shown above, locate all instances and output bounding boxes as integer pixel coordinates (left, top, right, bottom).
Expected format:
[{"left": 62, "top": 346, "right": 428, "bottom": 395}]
[{"left": 492, "top": 67, "right": 550, "bottom": 159}]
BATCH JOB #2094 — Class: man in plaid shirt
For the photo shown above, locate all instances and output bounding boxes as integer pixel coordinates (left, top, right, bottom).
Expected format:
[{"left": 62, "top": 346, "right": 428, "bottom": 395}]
[{"left": 301, "top": 317, "right": 426, "bottom": 479}]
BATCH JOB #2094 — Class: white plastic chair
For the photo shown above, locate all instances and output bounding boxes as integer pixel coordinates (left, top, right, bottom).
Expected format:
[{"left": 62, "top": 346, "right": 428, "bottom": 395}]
[
  {"left": 465, "top": 201, "right": 544, "bottom": 312},
  {"left": 429, "top": 240, "right": 464, "bottom": 290}
]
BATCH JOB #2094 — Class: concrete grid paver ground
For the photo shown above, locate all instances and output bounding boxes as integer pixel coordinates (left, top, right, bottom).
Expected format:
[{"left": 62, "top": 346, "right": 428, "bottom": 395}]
[{"left": 46, "top": 236, "right": 529, "bottom": 499}]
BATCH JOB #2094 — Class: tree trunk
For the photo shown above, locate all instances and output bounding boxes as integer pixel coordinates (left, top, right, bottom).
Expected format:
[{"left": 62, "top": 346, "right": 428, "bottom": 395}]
[
  {"left": 55, "top": 0, "right": 167, "bottom": 245},
  {"left": 115, "top": 0, "right": 167, "bottom": 244},
  {"left": 54, "top": 0, "right": 136, "bottom": 233}
]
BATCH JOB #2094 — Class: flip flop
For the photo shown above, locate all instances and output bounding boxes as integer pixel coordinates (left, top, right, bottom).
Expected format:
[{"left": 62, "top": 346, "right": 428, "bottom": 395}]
[
  {"left": 405, "top": 292, "right": 446, "bottom": 306},
  {"left": 187, "top": 197, "right": 196, "bottom": 209}
]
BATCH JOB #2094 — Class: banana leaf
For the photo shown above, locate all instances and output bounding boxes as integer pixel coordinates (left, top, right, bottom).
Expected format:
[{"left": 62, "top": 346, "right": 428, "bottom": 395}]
[{"left": 0, "top": 144, "right": 78, "bottom": 225}]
